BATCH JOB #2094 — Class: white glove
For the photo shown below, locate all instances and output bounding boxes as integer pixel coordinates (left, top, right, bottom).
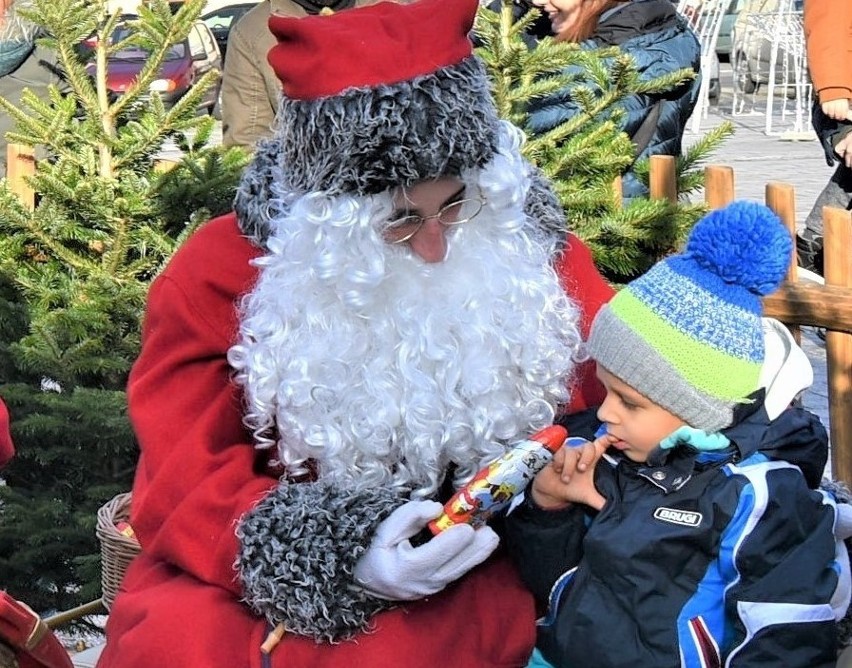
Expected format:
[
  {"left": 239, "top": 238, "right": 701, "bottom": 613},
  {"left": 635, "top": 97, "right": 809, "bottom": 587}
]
[{"left": 353, "top": 499, "right": 499, "bottom": 601}]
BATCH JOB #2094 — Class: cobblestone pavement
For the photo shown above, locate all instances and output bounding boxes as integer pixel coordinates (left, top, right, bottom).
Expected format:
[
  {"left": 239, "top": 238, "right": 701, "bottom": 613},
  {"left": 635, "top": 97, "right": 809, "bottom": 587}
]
[{"left": 687, "top": 102, "right": 834, "bottom": 467}]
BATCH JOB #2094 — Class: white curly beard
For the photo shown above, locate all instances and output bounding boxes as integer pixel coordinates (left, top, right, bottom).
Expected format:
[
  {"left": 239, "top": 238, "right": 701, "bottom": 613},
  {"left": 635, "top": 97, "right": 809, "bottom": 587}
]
[{"left": 228, "top": 124, "right": 583, "bottom": 497}]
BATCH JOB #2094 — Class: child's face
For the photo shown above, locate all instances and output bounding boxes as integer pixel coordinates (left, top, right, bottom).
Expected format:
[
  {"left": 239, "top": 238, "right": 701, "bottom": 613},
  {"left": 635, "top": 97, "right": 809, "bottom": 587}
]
[{"left": 595, "top": 364, "right": 686, "bottom": 463}]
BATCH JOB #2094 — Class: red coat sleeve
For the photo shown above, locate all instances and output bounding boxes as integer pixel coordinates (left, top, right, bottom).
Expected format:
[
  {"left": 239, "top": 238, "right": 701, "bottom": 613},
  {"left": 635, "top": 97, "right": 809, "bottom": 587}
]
[
  {"left": 127, "top": 215, "right": 275, "bottom": 595},
  {"left": 804, "top": 0, "right": 852, "bottom": 103},
  {"left": 554, "top": 234, "right": 615, "bottom": 413}
]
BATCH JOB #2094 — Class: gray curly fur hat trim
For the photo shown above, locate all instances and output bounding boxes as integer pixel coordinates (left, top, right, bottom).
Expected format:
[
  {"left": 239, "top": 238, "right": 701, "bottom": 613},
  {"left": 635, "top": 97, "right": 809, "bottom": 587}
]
[
  {"left": 233, "top": 136, "right": 286, "bottom": 247},
  {"left": 524, "top": 166, "right": 568, "bottom": 247},
  {"left": 236, "top": 479, "right": 403, "bottom": 642},
  {"left": 276, "top": 57, "right": 499, "bottom": 196},
  {"left": 234, "top": 57, "right": 499, "bottom": 242}
]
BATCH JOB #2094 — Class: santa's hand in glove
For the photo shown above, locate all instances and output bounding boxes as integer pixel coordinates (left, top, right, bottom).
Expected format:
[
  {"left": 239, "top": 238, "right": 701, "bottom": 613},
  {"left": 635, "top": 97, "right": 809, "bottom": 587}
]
[{"left": 353, "top": 500, "right": 499, "bottom": 601}]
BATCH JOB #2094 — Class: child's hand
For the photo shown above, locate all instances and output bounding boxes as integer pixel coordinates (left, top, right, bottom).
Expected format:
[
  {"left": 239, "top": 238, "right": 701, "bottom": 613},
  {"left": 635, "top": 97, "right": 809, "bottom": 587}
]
[
  {"left": 530, "top": 434, "right": 612, "bottom": 511},
  {"left": 822, "top": 98, "right": 851, "bottom": 121}
]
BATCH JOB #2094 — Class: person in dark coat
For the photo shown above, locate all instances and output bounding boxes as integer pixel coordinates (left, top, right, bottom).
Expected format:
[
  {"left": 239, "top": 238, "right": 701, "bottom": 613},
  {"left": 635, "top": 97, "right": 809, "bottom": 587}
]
[{"left": 523, "top": 0, "right": 701, "bottom": 198}]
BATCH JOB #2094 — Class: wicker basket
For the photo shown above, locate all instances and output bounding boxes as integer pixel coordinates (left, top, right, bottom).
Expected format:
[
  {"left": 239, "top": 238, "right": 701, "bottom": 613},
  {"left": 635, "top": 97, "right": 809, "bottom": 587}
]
[{"left": 96, "top": 492, "right": 141, "bottom": 611}]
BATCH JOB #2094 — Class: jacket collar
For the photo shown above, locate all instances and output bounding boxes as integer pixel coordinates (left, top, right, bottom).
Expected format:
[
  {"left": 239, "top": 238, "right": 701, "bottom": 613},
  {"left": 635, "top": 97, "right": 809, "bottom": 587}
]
[
  {"left": 594, "top": 0, "right": 679, "bottom": 46},
  {"left": 607, "top": 389, "right": 828, "bottom": 494}
]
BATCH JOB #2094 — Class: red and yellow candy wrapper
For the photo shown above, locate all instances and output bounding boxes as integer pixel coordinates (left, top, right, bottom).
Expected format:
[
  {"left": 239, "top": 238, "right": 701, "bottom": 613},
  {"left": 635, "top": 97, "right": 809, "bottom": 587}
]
[
  {"left": 115, "top": 521, "right": 136, "bottom": 540},
  {"left": 427, "top": 425, "right": 568, "bottom": 535}
]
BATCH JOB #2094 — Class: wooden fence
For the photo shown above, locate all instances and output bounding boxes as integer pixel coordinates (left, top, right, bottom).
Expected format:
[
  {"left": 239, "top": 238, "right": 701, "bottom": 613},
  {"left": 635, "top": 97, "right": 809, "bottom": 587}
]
[{"left": 6, "top": 145, "right": 852, "bottom": 481}]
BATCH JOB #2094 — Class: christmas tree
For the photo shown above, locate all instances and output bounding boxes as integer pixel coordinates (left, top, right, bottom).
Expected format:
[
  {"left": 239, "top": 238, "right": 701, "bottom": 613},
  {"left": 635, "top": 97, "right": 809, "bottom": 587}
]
[
  {"left": 0, "top": 0, "right": 247, "bottom": 614},
  {"left": 475, "top": 1, "right": 733, "bottom": 282}
]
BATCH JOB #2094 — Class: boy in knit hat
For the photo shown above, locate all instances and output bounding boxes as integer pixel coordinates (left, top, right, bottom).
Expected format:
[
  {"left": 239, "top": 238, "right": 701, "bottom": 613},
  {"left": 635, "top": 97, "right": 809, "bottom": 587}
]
[
  {"left": 506, "top": 201, "right": 848, "bottom": 668},
  {"left": 95, "top": 0, "right": 615, "bottom": 666}
]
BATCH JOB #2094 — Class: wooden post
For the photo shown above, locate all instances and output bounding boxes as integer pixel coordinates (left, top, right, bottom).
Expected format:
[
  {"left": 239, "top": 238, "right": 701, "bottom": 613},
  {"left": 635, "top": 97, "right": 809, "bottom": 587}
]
[
  {"left": 765, "top": 182, "right": 800, "bottom": 341},
  {"left": 823, "top": 207, "right": 852, "bottom": 483},
  {"left": 763, "top": 284, "right": 852, "bottom": 332},
  {"left": 612, "top": 175, "right": 623, "bottom": 208},
  {"left": 649, "top": 155, "right": 677, "bottom": 203},
  {"left": 7, "top": 142, "right": 35, "bottom": 211},
  {"left": 153, "top": 159, "right": 178, "bottom": 173},
  {"left": 704, "top": 165, "right": 735, "bottom": 210}
]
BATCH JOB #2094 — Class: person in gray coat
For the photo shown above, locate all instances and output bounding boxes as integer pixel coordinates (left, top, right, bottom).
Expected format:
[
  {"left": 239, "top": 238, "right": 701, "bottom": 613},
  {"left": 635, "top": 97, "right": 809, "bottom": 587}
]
[{"left": 220, "top": 0, "right": 381, "bottom": 150}]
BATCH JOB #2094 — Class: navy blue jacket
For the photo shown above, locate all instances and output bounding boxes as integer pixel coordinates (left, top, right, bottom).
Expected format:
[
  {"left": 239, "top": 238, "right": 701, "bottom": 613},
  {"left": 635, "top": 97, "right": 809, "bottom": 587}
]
[
  {"left": 526, "top": 0, "right": 701, "bottom": 198},
  {"left": 506, "top": 406, "right": 842, "bottom": 667}
]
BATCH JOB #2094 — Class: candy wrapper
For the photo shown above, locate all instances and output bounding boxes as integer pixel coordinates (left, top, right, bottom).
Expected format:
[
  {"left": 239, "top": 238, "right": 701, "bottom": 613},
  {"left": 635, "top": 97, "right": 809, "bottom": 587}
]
[
  {"left": 427, "top": 425, "right": 568, "bottom": 535},
  {"left": 115, "top": 521, "right": 136, "bottom": 540}
]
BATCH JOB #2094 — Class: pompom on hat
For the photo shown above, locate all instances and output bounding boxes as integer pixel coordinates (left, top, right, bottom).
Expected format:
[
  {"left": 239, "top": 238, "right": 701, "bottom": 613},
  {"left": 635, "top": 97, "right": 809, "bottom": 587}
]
[
  {"left": 587, "top": 201, "right": 793, "bottom": 432},
  {"left": 259, "top": 0, "right": 501, "bottom": 197}
]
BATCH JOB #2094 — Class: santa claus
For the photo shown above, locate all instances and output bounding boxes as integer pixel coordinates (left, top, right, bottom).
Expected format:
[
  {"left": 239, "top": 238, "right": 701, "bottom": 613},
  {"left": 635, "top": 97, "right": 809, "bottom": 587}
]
[{"left": 97, "top": 0, "right": 613, "bottom": 665}]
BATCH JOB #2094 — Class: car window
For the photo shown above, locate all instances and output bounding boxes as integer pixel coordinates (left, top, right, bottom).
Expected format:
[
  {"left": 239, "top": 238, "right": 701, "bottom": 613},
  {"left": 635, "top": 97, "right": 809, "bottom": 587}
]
[
  {"left": 204, "top": 8, "right": 238, "bottom": 30},
  {"left": 111, "top": 25, "right": 186, "bottom": 61},
  {"left": 188, "top": 25, "right": 208, "bottom": 59},
  {"left": 196, "top": 24, "right": 218, "bottom": 57}
]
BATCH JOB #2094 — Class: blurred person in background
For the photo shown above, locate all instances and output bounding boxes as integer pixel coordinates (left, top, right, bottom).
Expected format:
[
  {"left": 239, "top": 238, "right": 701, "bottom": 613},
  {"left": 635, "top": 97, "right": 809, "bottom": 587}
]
[
  {"left": 521, "top": 0, "right": 701, "bottom": 198},
  {"left": 0, "top": 397, "right": 13, "bottom": 470},
  {"left": 220, "top": 0, "right": 382, "bottom": 150},
  {"left": 797, "top": 0, "right": 852, "bottom": 277}
]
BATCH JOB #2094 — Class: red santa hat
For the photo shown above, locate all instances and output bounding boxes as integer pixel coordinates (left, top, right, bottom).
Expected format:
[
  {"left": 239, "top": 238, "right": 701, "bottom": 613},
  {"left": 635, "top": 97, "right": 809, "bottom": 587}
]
[
  {"left": 247, "top": 0, "right": 500, "bottom": 198},
  {"left": 267, "top": 0, "right": 477, "bottom": 100}
]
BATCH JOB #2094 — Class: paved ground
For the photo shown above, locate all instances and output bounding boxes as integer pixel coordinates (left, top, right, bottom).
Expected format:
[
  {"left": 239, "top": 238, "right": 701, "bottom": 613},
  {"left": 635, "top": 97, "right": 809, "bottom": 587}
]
[{"left": 686, "top": 74, "right": 834, "bottom": 466}]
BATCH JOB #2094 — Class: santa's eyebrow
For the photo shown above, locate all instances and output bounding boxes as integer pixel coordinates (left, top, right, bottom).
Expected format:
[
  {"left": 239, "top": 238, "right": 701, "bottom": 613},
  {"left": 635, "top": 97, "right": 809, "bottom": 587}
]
[{"left": 392, "top": 185, "right": 467, "bottom": 217}]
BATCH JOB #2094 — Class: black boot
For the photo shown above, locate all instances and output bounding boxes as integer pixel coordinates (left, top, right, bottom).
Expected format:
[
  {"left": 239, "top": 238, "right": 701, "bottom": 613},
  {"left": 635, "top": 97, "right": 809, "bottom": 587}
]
[{"left": 796, "top": 229, "right": 824, "bottom": 276}]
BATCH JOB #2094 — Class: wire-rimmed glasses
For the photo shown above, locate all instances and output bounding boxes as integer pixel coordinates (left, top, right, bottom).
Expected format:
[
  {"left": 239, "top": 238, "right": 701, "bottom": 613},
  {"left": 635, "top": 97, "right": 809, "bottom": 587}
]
[{"left": 382, "top": 197, "right": 484, "bottom": 245}]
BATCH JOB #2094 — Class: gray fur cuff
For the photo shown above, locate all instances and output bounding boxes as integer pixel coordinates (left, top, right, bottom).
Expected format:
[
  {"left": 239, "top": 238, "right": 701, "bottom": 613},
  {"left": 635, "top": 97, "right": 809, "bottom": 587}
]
[{"left": 236, "top": 479, "right": 403, "bottom": 642}]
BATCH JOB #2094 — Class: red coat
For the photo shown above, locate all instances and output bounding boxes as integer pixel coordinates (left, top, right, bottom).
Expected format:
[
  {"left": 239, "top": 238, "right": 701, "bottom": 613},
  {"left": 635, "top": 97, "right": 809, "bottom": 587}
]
[{"left": 97, "top": 214, "right": 613, "bottom": 668}]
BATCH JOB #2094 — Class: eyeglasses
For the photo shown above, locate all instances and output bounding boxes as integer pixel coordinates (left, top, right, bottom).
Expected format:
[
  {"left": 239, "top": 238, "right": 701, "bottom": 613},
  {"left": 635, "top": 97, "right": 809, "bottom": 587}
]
[{"left": 382, "top": 198, "right": 484, "bottom": 245}]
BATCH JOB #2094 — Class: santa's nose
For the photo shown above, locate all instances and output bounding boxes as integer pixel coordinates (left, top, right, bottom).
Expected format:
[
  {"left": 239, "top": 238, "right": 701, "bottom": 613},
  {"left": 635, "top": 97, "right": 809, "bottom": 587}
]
[{"left": 407, "top": 219, "right": 448, "bottom": 263}]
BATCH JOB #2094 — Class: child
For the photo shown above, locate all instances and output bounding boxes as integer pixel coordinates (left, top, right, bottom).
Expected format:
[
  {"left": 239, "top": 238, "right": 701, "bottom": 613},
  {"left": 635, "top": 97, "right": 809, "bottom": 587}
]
[{"left": 506, "top": 201, "right": 849, "bottom": 667}]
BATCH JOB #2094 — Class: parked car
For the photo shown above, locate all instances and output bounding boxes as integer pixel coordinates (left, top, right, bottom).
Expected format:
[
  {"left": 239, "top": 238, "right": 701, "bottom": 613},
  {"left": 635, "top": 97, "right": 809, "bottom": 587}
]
[
  {"left": 89, "top": 18, "right": 222, "bottom": 115},
  {"left": 731, "top": 0, "right": 805, "bottom": 94},
  {"left": 201, "top": 2, "right": 258, "bottom": 64}
]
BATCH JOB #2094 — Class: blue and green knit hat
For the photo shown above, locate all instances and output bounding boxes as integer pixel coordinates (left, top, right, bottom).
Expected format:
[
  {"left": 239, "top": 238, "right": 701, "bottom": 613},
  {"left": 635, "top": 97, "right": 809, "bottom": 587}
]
[{"left": 587, "top": 201, "right": 793, "bottom": 432}]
